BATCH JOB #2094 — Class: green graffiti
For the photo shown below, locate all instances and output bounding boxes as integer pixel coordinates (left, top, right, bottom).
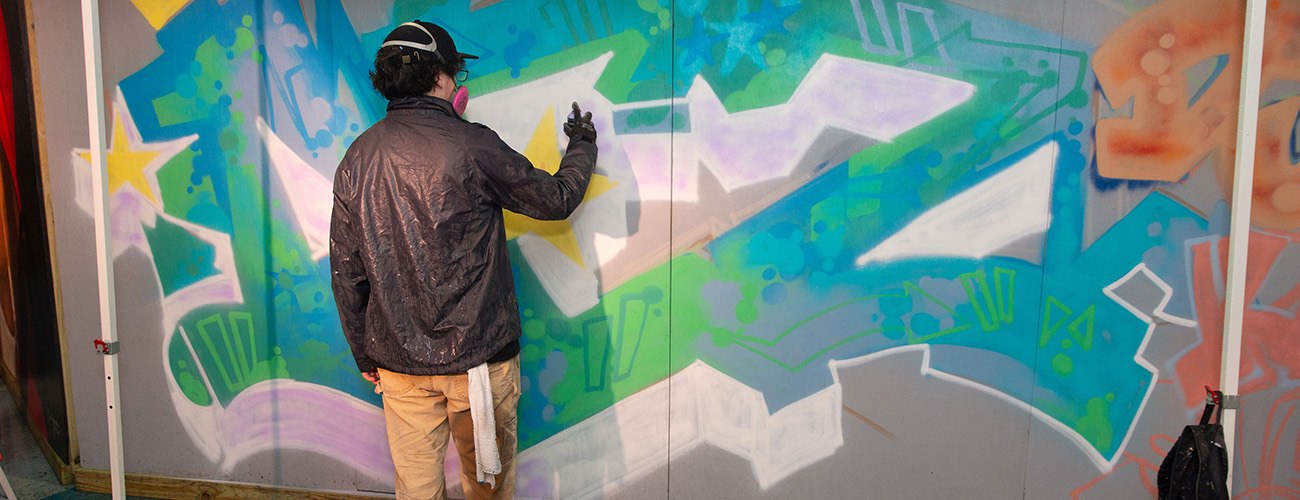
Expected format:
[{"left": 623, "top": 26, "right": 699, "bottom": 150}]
[
  {"left": 394, "top": 0, "right": 448, "bottom": 22},
  {"left": 1076, "top": 396, "right": 1114, "bottom": 452},
  {"left": 168, "top": 334, "right": 212, "bottom": 406},
  {"left": 152, "top": 35, "right": 248, "bottom": 128},
  {"left": 961, "top": 267, "right": 1015, "bottom": 331},
  {"left": 1051, "top": 353, "right": 1074, "bottom": 376},
  {"left": 196, "top": 313, "right": 252, "bottom": 391},
  {"left": 471, "top": 31, "right": 655, "bottom": 104},
  {"left": 623, "top": 105, "right": 669, "bottom": 131},
  {"left": 156, "top": 148, "right": 217, "bottom": 223},
  {"left": 901, "top": 282, "right": 972, "bottom": 344},
  {"left": 143, "top": 214, "right": 219, "bottom": 295},
  {"left": 1039, "top": 296, "right": 1095, "bottom": 351},
  {"left": 290, "top": 339, "right": 352, "bottom": 385},
  {"left": 733, "top": 294, "right": 898, "bottom": 372}
]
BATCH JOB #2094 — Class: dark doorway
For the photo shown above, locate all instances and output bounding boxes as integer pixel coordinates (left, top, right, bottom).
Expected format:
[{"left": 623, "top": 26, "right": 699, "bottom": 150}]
[{"left": 1, "top": 0, "right": 72, "bottom": 467}]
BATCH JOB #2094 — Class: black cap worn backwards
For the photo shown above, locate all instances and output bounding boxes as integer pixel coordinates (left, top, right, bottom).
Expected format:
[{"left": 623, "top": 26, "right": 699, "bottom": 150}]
[{"left": 381, "top": 20, "right": 478, "bottom": 64}]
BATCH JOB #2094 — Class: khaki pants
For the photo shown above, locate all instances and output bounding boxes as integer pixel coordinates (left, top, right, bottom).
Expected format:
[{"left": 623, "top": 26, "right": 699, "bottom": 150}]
[{"left": 378, "top": 356, "right": 520, "bottom": 500}]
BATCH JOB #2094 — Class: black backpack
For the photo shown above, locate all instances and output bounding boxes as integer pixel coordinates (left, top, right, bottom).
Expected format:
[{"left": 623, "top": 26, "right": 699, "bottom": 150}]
[{"left": 1157, "top": 390, "right": 1230, "bottom": 499}]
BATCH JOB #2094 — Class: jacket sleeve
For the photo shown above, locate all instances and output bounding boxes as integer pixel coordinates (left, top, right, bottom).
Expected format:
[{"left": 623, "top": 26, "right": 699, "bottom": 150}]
[
  {"left": 471, "top": 126, "right": 598, "bottom": 220},
  {"left": 329, "top": 156, "right": 376, "bottom": 373}
]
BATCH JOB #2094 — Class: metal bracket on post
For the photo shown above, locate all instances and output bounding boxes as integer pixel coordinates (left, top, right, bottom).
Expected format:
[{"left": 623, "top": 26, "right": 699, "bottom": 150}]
[
  {"left": 1221, "top": 394, "right": 1241, "bottom": 410},
  {"left": 93, "top": 339, "right": 120, "bottom": 355}
]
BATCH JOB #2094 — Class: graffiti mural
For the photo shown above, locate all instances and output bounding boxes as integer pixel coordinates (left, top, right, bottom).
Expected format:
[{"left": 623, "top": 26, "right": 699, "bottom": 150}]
[{"left": 37, "top": 0, "right": 1300, "bottom": 497}]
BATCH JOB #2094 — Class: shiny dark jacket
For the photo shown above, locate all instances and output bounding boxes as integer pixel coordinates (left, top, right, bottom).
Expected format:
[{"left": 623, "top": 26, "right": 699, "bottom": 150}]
[{"left": 330, "top": 96, "right": 596, "bottom": 375}]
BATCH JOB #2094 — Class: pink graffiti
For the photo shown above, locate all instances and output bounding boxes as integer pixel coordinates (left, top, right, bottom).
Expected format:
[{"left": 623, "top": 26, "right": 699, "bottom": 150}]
[
  {"left": 1179, "top": 231, "right": 1300, "bottom": 409},
  {"left": 1070, "top": 446, "right": 1166, "bottom": 499},
  {"left": 1234, "top": 388, "right": 1300, "bottom": 498}
]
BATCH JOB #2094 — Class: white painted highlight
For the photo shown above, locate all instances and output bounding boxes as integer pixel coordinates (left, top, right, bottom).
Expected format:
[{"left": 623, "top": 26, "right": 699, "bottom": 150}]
[
  {"left": 159, "top": 365, "right": 395, "bottom": 484},
  {"left": 1104, "top": 263, "right": 1198, "bottom": 328},
  {"left": 591, "top": 233, "right": 628, "bottom": 268},
  {"left": 168, "top": 324, "right": 224, "bottom": 463},
  {"left": 520, "top": 269, "right": 1179, "bottom": 497},
  {"left": 830, "top": 341, "right": 1145, "bottom": 472},
  {"left": 516, "top": 233, "right": 601, "bottom": 317},
  {"left": 472, "top": 52, "right": 974, "bottom": 204},
  {"left": 468, "top": 52, "right": 972, "bottom": 311},
  {"left": 520, "top": 351, "right": 1090, "bottom": 500},
  {"left": 678, "top": 54, "right": 974, "bottom": 198},
  {"left": 70, "top": 89, "right": 197, "bottom": 258},
  {"left": 856, "top": 141, "right": 1058, "bottom": 266},
  {"left": 148, "top": 215, "right": 245, "bottom": 468},
  {"left": 150, "top": 211, "right": 244, "bottom": 332},
  {"left": 468, "top": 54, "right": 619, "bottom": 154},
  {"left": 259, "top": 118, "right": 334, "bottom": 261},
  {"left": 1097, "top": 263, "right": 1187, "bottom": 469},
  {"left": 465, "top": 59, "right": 632, "bottom": 316},
  {"left": 620, "top": 55, "right": 975, "bottom": 202},
  {"left": 516, "top": 361, "right": 842, "bottom": 498},
  {"left": 219, "top": 380, "right": 392, "bottom": 482}
]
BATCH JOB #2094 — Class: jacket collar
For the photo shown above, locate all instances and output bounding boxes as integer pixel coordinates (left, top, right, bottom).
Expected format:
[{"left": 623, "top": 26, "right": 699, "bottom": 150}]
[{"left": 386, "top": 95, "right": 457, "bottom": 117}]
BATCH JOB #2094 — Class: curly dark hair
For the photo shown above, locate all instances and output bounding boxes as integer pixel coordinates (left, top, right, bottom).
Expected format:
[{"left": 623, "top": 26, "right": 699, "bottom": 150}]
[{"left": 369, "top": 46, "right": 463, "bottom": 101}]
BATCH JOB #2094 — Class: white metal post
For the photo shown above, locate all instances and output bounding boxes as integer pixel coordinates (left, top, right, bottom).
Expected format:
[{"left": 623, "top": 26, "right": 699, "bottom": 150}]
[
  {"left": 1220, "top": 0, "right": 1268, "bottom": 493},
  {"left": 79, "top": 0, "right": 126, "bottom": 498}
]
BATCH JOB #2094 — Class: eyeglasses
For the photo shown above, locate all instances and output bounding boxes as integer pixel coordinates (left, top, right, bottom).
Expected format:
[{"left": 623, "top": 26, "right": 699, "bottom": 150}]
[{"left": 456, "top": 67, "right": 469, "bottom": 84}]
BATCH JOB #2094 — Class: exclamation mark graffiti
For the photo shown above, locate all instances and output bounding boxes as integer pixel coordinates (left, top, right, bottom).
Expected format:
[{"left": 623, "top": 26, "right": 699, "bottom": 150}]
[
  {"left": 611, "top": 286, "right": 664, "bottom": 382},
  {"left": 961, "top": 266, "right": 1016, "bottom": 332},
  {"left": 582, "top": 316, "right": 611, "bottom": 391},
  {"left": 613, "top": 293, "right": 649, "bottom": 381}
]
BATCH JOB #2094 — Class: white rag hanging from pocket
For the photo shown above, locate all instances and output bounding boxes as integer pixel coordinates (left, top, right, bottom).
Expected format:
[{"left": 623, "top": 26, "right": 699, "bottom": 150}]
[{"left": 467, "top": 362, "right": 500, "bottom": 487}]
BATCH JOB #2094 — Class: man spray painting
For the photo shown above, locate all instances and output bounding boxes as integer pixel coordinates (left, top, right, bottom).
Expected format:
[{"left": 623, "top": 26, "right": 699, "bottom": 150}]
[{"left": 330, "top": 20, "right": 598, "bottom": 499}]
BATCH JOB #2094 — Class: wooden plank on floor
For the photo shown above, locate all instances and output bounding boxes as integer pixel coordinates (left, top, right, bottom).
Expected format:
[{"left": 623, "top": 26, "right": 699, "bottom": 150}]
[{"left": 74, "top": 467, "right": 392, "bottom": 500}]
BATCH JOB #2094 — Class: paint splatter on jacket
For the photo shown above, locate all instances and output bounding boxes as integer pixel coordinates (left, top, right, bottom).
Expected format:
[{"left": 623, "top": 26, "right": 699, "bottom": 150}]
[{"left": 330, "top": 95, "right": 596, "bottom": 375}]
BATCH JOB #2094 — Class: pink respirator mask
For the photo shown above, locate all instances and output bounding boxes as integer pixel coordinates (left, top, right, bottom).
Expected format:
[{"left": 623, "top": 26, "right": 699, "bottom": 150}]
[{"left": 453, "top": 86, "right": 469, "bottom": 116}]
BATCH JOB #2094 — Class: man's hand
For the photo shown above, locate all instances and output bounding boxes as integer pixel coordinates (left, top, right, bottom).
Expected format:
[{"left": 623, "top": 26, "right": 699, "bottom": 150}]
[
  {"left": 362, "top": 370, "right": 380, "bottom": 385},
  {"left": 563, "top": 102, "right": 597, "bottom": 144}
]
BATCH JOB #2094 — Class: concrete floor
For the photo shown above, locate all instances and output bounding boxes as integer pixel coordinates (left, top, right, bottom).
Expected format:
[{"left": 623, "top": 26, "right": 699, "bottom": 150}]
[{"left": 0, "top": 383, "right": 111, "bottom": 500}]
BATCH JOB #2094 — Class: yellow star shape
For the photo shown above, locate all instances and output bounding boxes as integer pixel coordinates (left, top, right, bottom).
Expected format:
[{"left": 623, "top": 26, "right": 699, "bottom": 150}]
[
  {"left": 504, "top": 106, "right": 616, "bottom": 270},
  {"left": 78, "top": 111, "right": 164, "bottom": 206},
  {"left": 129, "top": 0, "right": 192, "bottom": 30},
  {"left": 75, "top": 89, "right": 196, "bottom": 211}
]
